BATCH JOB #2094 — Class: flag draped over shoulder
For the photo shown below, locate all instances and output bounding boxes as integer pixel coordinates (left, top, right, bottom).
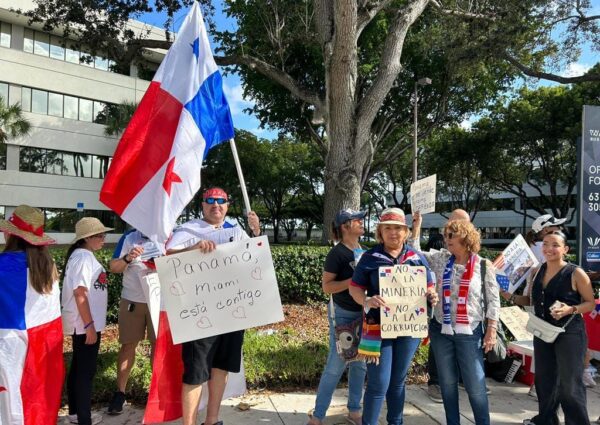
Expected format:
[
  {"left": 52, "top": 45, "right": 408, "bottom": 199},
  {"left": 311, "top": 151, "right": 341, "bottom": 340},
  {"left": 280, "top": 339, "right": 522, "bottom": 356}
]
[
  {"left": 99, "top": 1, "right": 234, "bottom": 247},
  {"left": 0, "top": 252, "right": 64, "bottom": 425}
]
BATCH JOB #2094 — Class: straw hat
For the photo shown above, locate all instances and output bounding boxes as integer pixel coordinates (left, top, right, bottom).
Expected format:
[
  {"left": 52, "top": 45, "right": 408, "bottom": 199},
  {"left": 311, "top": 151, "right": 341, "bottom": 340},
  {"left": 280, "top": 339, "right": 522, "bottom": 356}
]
[
  {"left": 0, "top": 205, "right": 55, "bottom": 246},
  {"left": 378, "top": 207, "right": 408, "bottom": 227},
  {"left": 73, "top": 217, "right": 113, "bottom": 243}
]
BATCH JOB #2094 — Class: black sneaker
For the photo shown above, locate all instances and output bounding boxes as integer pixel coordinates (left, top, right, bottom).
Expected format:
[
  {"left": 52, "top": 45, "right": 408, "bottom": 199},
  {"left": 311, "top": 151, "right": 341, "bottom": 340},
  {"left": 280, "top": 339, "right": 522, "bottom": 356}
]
[{"left": 107, "top": 391, "right": 126, "bottom": 415}]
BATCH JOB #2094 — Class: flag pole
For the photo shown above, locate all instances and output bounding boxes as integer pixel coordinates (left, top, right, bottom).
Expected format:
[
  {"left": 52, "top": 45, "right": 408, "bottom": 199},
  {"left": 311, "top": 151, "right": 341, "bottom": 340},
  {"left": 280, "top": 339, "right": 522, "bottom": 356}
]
[{"left": 229, "top": 138, "right": 252, "bottom": 214}]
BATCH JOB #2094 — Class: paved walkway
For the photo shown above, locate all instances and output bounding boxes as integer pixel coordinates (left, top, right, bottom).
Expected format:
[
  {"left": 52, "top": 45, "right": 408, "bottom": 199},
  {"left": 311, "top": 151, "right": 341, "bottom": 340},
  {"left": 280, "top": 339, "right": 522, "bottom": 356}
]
[{"left": 60, "top": 379, "right": 600, "bottom": 424}]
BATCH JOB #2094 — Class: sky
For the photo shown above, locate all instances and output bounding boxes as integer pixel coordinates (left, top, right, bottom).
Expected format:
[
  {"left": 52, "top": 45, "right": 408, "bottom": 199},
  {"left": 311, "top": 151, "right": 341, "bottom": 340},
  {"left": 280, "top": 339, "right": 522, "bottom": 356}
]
[{"left": 134, "top": 1, "right": 600, "bottom": 136}]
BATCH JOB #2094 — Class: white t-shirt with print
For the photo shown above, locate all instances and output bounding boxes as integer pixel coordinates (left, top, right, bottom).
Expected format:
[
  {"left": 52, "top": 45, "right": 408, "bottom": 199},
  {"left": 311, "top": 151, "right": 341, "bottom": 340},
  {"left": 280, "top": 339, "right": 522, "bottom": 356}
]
[
  {"left": 117, "top": 231, "right": 155, "bottom": 303},
  {"left": 61, "top": 248, "right": 108, "bottom": 335}
]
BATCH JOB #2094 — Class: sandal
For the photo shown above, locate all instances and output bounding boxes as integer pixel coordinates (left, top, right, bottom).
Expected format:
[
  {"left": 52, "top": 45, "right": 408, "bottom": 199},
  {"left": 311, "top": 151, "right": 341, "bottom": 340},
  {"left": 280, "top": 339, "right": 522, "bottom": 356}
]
[{"left": 346, "top": 412, "right": 362, "bottom": 425}]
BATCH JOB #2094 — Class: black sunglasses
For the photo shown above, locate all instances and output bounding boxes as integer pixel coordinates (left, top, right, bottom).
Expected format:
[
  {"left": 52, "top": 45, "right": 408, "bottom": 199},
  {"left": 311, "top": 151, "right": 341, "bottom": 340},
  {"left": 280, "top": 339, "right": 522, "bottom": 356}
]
[
  {"left": 204, "top": 197, "right": 228, "bottom": 205},
  {"left": 443, "top": 232, "right": 455, "bottom": 240}
]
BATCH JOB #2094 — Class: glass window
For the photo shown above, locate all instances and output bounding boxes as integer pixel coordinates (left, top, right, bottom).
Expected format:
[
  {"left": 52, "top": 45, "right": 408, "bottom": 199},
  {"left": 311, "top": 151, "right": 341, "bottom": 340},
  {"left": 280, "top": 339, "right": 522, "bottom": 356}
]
[
  {"left": 63, "top": 152, "right": 91, "bottom": 177},
  {"left": 49, "top": 36, "right": 65, "bottom": 60},
  {"left": 21, "top": 87, "right": 31, "bottom": 112},
  {"left": 23, "top": 28, "right": 34, "bottom": 53},
  {"left": 33, "top": 31, "right": 50, "bottom": 57},
  {"left": 79, "top": 98, "right": 93, "bottom": 122},
  {"left": 0, "top": 142, "right": 6, "bottom": 170},
  {"left": 93, "top": 101, "right": 106, "bottom": 124},
  {"left": 94, "top": 56, "right": 109, "bottom": 71},
  {"left": 31, "top": 89, "right": 48, "bottom": 114},
  {"left": 19, "top": 147, "right": 46, "bottom": 173},
  {"left": 0, "top": 83, "right": 8, "bottom": 105},
  {"left": 0, "top": 22, "right": 11, "bottom": 48},
  {"left": 45, "top": 151, "right": 63, "bottom": 175},
  {"left": 80, "top": 52, "right": 94, "bottom": 67},
  {"left": 65, "top": 44, "right": 80, "bottom": 64},
  {"left": 64, "top": 95, "right": 78, "bottom": 120},
  {"left": 92, "top": 155, "right": 111, "bottom": 178},
  {"left": 48, "top": 92, "right": 63, "bottom": 117}
]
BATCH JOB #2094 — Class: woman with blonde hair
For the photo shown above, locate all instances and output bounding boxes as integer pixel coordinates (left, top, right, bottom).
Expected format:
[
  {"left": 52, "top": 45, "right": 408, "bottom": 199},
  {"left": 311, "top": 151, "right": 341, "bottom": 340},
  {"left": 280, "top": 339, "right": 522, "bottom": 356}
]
[
  {"left": 414, "top": 215, "right": 500, "bottom": 425},
  {"left": 0, "top": 205, "right": 64, "bottom": 424}
]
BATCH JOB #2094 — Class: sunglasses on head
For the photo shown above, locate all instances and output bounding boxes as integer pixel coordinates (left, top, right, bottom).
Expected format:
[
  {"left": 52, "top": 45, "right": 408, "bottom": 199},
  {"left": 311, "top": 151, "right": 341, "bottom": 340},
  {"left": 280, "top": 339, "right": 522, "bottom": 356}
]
[{"left": 204, "top": 197, "right": 228, "bottom": 205}]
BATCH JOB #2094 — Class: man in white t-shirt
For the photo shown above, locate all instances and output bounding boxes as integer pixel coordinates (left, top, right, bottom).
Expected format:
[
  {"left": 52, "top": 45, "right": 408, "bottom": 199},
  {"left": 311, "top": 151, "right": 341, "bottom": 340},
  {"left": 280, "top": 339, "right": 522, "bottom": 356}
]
[
  {"left": 107, "top": 230, "right": 161, "bottom": 415},
  {"left": 166, "top": 187, "right": 260, "bottom": 425}
]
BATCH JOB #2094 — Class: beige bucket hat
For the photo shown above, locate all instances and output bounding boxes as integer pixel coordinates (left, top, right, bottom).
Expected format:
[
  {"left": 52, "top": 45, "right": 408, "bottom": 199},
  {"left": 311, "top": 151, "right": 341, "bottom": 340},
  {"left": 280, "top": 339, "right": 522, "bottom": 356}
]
[
  {"left": 0, "top": 205, "right": 55, "bottom": 246},
  {"left": 72, "top": 217, "right": 113, "bottom": 243}
]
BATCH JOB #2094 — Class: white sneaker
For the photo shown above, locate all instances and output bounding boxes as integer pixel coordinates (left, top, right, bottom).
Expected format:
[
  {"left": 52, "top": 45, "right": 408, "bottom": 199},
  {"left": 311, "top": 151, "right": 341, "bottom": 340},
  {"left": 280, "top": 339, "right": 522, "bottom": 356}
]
[
  {"left": 68, "top": 412, "right": 103, "bottom": 424},
  {"left": 583, "top": 371, "right": 596, "bottom": 387}
]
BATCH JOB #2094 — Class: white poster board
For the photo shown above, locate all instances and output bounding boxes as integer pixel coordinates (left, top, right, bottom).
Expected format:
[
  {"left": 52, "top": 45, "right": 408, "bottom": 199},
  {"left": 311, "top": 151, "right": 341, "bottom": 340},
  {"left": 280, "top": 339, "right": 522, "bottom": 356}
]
[
  {"left": 379, "top": 265, "right": 428, "bottom": 338},
  {"left": 410, "top": 174, "right": 437, "bottom": 214},
  {"left": 499, "top": 306, "right": 533, "bottom": 341},
  {"left": 493, "top": 234, "right": 540, "bottom": 294},
  {"left": 154, "top": 236, "right": 284, "bottom": 344},
  {"left": 141, "top": 272, "right": 162, "bottom": 339}
]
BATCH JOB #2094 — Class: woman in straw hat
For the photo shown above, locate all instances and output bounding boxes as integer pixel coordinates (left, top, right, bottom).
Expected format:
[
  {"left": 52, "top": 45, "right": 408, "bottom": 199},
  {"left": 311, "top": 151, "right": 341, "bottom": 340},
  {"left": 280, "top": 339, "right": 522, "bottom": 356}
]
[
  {"left": 0, "top": 205, "right": 64, "bottom": 424},
  {"left": 62, "top": 217, "right": 113, "bottom": 425},
  {"left": 349, "top": 207, "right": 438, "bottom": 425}
]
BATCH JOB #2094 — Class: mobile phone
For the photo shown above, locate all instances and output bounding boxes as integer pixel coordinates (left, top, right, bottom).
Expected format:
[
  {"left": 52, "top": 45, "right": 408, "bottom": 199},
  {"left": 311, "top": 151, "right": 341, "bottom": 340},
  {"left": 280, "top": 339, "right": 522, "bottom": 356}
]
[
  {"left": 549, "top": 301, "right": 565, "bottom": 312},
  {"left": 128, "top": 303, "right": 136, "bottom": 312}
]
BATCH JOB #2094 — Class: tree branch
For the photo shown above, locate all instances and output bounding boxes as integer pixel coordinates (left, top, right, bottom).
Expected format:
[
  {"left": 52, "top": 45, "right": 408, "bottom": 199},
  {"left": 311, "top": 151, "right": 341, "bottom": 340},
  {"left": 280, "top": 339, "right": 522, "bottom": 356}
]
[
  {"left": 503, "top": 53, "right": 600, "bottom": 83},
  {"left": 357, "top": 0, "right": 395, "bottom": 36}
]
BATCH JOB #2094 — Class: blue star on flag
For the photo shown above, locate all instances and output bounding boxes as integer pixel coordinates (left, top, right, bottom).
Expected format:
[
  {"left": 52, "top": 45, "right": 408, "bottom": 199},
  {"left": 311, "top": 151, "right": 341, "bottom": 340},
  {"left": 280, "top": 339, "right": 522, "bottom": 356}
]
[{"left": 190, "top": 37, "right": 200, "bottom": 60}]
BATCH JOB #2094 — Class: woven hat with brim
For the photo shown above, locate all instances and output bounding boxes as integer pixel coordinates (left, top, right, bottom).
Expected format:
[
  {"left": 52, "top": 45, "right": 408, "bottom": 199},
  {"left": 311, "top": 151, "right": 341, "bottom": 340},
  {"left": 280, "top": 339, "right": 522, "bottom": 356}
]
[
  {"left": 73, "top": 217, "right": 113, "bottom": 243},
  {"left": 0, "top": 205, "right": 55, "bottom": 246},
  {"left": 532, "top": 214, "right": 567, "bottom": 234},
  {"left": 378, "top": 207, "right": 408, "bottom": 227}
]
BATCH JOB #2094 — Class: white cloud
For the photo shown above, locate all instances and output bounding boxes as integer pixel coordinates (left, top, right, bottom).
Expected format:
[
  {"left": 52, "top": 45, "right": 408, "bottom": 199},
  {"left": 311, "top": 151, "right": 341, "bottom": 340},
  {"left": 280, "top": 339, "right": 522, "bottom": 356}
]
[
  {"left": 561, "top": 62, "right": 592, "bottom": 78},
  {"left": 223, "top": 82, "right": 255, "bottom": 116}
]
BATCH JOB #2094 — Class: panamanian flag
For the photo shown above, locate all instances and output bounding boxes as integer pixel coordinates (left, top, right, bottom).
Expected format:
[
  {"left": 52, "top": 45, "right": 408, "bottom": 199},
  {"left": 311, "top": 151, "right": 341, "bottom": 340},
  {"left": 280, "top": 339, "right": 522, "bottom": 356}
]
[
  {"left": 100, "top": 0, "right": 234, "bottom": 248},
  {"left": 0, "top": 252, "right": 64, "bottom": 425}
]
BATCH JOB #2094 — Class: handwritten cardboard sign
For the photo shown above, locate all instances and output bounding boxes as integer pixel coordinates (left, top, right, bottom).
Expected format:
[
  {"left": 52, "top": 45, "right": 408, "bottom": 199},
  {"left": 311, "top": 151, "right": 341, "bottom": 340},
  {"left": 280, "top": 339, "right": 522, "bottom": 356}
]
[
  {"left": 379, "top": 265, "right": 428, "bottom": 338},
  {"left": 410, "top": 174, "right": 437, "bottom": 214},
  {"left": 499, "top": 306, "right": 533, "bottom": 341},
  {"left": 154, "top": 236, "right": 284, "bottom": 344},
  {"left": 141, "top": 272, "right": 162, "bottom": 339}
]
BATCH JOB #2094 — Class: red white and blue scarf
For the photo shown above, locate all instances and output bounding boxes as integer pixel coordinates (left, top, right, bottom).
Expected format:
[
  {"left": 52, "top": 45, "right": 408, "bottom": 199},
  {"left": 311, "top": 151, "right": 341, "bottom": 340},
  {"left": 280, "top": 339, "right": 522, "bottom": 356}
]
[{"left": 441, "top": 254, "right": 477, "bottom": 335}]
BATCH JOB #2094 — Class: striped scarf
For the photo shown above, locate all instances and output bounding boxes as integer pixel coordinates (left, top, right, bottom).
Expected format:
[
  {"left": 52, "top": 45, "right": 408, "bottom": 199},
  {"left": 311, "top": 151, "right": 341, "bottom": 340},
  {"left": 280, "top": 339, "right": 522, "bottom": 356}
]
[
  {"left": 357, "top": 247, "right": 426, "bottom": 363},
  {"left": 441, "top": 254, "right": 476, "bottom": 335}
]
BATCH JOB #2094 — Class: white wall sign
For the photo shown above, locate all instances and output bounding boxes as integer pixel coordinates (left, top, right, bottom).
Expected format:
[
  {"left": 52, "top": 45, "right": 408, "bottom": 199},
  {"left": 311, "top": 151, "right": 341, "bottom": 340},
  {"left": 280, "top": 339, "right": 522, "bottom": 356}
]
[
  {"left": 154, "top": 236, "right": 284, "bottom": 344},
  {"left": 379, "top": 265, "right": 428, "bottom": 338},
  {"left": 410, "top": 174, "right": 437, "bottom": 214}
]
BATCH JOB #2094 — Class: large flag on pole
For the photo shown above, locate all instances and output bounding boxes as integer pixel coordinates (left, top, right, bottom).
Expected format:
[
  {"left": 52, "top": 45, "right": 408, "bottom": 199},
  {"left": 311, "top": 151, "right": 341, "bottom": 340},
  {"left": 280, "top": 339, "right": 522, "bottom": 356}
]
[
  {"left": 0, "top": 252, "right": 64, "bottom": 425},
  {"left": 100, "top": 1, "right": 234, "bottom": 247}
]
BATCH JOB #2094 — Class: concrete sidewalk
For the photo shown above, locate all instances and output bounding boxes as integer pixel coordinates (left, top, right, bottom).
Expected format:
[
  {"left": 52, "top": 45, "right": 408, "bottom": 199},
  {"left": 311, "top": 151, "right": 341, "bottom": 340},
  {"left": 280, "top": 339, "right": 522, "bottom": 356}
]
[{"left": 60, "top": 379, "right": 600, "bottom": 424}]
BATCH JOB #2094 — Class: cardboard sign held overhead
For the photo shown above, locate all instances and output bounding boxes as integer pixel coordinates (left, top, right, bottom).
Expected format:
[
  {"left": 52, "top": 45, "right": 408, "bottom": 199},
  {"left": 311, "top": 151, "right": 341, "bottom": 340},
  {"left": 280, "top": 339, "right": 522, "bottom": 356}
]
[
  {"left": 154, "top": 236, "right": 284, "bottom": 344},
  {"left": 379, "top": 265, "right": 428, "bottom": 339},
  {"left": 410, "top": 174, "right": 437, "bottom": 214}
]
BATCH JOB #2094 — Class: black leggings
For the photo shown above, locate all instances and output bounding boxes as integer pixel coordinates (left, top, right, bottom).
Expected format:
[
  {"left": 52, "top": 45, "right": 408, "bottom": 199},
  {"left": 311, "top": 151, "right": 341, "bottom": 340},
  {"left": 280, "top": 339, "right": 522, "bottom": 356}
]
[{"left": 67, "top": 332, "right": 101, "bottom": 425}]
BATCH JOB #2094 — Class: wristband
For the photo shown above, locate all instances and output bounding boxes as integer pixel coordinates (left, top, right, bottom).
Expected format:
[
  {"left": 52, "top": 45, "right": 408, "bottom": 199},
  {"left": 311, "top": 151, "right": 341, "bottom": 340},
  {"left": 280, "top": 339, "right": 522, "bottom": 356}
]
[
  {"left": 84, "top": 320, "right": 94, "bottom": 329},
  {"left": 572, "top": 305, "right": 578, "bottom": 315},
  {"left": 487, "top": 322, "right": 497, "bottom": 330},
  {"left": 122, "top": 254, "right": 132, "bottom": 264}
]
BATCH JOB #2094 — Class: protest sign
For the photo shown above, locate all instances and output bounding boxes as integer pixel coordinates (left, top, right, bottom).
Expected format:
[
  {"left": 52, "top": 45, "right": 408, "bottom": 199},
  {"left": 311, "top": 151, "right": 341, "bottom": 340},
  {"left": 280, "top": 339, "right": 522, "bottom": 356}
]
[
  {"left": 141, "top": 272, "right": 162, "bottom": 338},
  {"left": 379, "top": 265, "right": 428, "bottom": 338},
  {"left": 499, "top": 306, "right": 533, "bottom": 341},
  {"left": 154, "top": 236, "right": 284, "bottom": 344},
  {"left": 410, "top": 174, "right": 437, "bottom": 214},
  {"left": 493, "top": 234, "right": 539, "bottom": 294}
]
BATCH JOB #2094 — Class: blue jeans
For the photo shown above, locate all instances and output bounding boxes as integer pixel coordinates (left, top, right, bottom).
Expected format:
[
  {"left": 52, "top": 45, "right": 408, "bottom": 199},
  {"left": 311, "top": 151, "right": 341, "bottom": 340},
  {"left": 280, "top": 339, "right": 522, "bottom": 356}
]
[
  {"left": 430, "top": 320, "right": 490, "bottom": 425},
  {"left": 312, "top": 303, "right": 367, "bottom": 420},
  {"left": 362, "top": 336, "right": 421, "bottom": 425}
]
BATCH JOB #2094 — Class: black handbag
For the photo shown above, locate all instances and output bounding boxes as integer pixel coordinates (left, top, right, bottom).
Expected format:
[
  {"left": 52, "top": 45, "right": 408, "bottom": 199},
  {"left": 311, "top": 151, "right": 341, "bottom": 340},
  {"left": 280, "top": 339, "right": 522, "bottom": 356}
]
[{"left": 481, "top": 258, "right": 508, "bottom": 363}]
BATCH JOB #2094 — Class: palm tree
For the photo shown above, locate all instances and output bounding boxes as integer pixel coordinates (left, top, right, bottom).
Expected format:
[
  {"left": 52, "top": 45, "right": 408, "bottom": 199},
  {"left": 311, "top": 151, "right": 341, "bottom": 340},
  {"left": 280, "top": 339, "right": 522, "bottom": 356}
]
[
  {"left": 103, "top": 101, "right": 138, "bottom": 136},
  {"left": 0, "top": 96, "right": 31, "bottom": 144}
]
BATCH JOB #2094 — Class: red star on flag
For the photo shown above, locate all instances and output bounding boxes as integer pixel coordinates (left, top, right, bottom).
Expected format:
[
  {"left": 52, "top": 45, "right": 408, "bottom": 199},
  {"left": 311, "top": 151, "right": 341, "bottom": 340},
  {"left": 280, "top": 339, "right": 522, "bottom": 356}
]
[{"left": 162, "top": 157, "right": 183, "bottom": 196}]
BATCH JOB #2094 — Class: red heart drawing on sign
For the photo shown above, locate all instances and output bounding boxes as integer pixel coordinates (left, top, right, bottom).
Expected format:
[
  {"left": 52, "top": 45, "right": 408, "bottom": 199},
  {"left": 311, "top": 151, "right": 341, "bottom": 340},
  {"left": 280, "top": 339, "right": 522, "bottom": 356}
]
[
  {"left": 196, "top": 317, "right": 213, "bottom": 329},
  {"left": 170, "top": 281, "right": 185, "bottom": 296},
  {"left": 257, "top": 241, "right": 263, "bottom": 246}
]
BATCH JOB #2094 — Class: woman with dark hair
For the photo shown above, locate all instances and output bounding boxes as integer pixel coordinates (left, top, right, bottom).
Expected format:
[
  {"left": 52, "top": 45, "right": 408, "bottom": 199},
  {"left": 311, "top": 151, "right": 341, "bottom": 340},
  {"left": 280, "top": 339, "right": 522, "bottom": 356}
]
[
  {"left": 0, "top": 205, "right": 64, "bottom": 424},
  {"left": 523, "top": 231, "right": 595, "bottom": 425},
  {"left": 308, "top": 209, "right": 367, "bottom": 425},
  {"left": 349, "top": 207, "right": 437, "bottom": 425},
  {"left": 62, "top": 217, "right": 113, "bottom": 425}
]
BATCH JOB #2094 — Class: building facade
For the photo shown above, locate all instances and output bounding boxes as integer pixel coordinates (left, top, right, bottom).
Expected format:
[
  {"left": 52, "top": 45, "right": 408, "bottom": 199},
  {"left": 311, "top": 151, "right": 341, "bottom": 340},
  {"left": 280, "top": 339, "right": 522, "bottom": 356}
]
[{"left": 0, "top": 0, "right": 165, "bottom": 243}]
